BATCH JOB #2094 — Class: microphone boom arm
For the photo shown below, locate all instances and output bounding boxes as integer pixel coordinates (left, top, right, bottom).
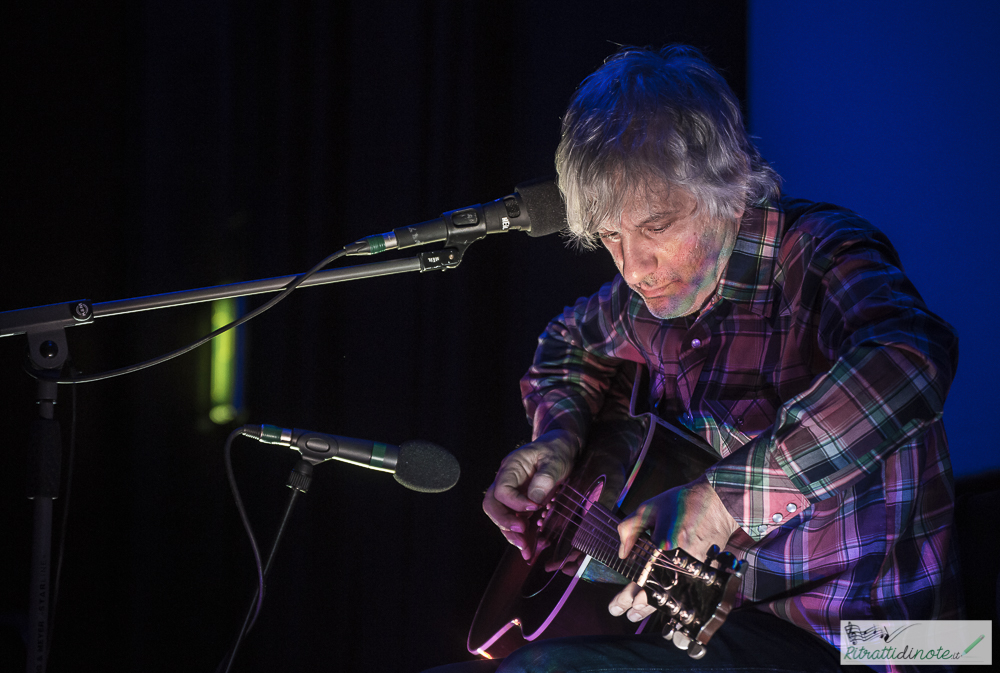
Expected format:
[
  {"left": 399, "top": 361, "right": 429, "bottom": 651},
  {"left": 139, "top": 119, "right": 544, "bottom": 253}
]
[{"left": 0, "top": 243, "right": 493, "bottom": 365}]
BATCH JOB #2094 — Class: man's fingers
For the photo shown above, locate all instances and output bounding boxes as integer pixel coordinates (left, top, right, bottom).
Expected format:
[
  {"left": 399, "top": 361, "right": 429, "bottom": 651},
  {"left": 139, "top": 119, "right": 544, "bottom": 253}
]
[
  {"left": 492, "top": 452, "right": 567, "bottom": 511},
  {"left": 483, "top": 501, "right": 531, "bottom": 557},
  {"left": 483, "top": 484, "right": 535, "bottom": 559},
  {"left": 617, "top": 505, "right": 653, "bottom": 559},
  {"left": 491, "top": 464, "right": 542, "bottom": 512},
  {"left": 483, "top": 434, "right": 580, "bottom": 560},
  {"left": 609, "top": 581, "right": 655, "bottom": 622},
  {"left": 608, "top": 582, "right": 642, "bottom": 616},
  {"left": 497, "top": 464, "right": 562, "bottom": 509},
  {"left": 524, "top": 450, "right": 572, "bottom": 504},
  {"left": 526, "top": 473, "right": 555, "bottom": 504},
  {"left": 499, "top": 528, "right": 526, "bottom": 551},
  {"left": 483, "top": 485, "right": 525, "bottom": 530},
  {"left": 625, "top": 584, "right": 654, "bottom": 622}
]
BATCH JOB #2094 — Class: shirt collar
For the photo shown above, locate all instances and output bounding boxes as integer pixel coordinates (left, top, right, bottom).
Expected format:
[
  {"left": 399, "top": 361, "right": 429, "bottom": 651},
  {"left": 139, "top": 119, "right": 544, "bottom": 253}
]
[{"left": 715, "top": 200, "right": 784, "bottom": 316}]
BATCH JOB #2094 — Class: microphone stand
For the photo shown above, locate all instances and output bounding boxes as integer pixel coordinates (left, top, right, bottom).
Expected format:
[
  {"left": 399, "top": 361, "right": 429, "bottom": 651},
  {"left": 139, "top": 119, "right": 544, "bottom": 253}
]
[{"left": 0, "top": 238, "right": 480, "bottom": 673}]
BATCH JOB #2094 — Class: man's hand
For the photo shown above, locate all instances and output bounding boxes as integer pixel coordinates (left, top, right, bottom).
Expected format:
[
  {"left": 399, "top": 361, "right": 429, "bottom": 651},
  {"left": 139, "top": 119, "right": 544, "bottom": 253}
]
[
  {"left": 608, "top": 582, "right": 697, "bottom": 650},
  {"left": 482, "top": 429, "right": 578, "bottom": 561},
  {"left": 609, "top": 475, "right": 738, "bottom": 625}
]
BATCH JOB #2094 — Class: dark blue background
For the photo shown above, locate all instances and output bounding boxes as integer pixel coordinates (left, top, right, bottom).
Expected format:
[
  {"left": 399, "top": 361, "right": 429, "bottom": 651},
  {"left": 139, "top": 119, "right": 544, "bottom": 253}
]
[{"left": 749, "top": 1, "right": 999, "bottom": 479}]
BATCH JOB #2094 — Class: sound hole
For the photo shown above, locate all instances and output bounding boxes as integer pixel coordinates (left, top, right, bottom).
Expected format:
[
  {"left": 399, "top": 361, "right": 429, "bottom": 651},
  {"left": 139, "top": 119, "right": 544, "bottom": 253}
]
[{"left": 521, "top": 478, "right": 605, "bottom": 599}]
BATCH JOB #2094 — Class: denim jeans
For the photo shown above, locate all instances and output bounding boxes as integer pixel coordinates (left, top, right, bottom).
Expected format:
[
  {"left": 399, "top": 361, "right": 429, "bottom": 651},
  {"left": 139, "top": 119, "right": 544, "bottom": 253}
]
[{"left": 425, "top": 610, "right": 878, "bottom": 673}]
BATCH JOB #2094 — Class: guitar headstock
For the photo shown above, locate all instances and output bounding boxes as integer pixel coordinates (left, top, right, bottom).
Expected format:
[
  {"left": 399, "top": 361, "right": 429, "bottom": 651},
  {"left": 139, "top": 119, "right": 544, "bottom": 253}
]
[{"left": 638, "top": 544, "right": 744, "bottom": 659}]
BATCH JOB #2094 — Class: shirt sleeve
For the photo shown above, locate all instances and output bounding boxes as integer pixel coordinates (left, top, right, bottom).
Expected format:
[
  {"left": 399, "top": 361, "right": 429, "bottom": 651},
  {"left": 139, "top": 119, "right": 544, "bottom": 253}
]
[
  {"left": 705, "top": 213, "right": 959, "bottom": 540},
  {"left": 519, "top": 277, "right": 646, "bottom": 444}
]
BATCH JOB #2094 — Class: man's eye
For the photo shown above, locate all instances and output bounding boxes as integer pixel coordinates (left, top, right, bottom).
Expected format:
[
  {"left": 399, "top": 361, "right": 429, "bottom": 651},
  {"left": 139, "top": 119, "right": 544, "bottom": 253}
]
[{"left": 598, "top": 231, "right": 621, "bottom": 242}]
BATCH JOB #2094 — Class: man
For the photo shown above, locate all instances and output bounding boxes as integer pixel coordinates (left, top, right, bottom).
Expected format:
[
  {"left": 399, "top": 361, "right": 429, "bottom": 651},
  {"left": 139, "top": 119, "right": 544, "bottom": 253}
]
[{"left": 480, "top": 45, "right": 960, "bottom": 672}]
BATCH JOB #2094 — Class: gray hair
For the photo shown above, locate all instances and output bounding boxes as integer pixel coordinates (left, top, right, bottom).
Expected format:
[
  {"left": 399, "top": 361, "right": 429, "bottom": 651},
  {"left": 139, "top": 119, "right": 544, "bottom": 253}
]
[{"left": 556, "top": 45, "right": 780, "bottom": 249}]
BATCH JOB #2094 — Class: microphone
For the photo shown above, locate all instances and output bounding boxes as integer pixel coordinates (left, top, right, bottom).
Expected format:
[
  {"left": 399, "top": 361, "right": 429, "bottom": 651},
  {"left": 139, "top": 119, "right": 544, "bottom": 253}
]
[
  {"left": 241, "top": 425, "right": 460, "bottom": 493},
  {"left": 346, "top": 177, "right": 567, "bottom": 256}
]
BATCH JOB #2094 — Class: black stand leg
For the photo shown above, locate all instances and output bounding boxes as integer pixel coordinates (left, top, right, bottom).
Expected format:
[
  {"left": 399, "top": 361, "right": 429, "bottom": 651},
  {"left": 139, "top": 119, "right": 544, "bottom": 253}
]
[{"left": 26, "top": 377, "right": 63, "bottom": 673}]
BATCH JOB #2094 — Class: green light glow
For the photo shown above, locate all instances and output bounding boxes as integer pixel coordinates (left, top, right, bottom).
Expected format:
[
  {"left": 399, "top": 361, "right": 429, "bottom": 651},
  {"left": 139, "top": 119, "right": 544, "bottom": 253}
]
[
  {"left": 210, "top": 298, "right": 238, "bottom": 424},
  {"left": 210, "top": 403, "right": 237, "bottom": 424}
]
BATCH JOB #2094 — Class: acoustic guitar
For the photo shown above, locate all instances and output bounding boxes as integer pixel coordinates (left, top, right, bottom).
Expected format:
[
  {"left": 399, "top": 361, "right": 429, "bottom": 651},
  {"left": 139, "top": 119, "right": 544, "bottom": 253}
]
[{"left": 467, "top": 405, "right": 745, "bottom": 661}]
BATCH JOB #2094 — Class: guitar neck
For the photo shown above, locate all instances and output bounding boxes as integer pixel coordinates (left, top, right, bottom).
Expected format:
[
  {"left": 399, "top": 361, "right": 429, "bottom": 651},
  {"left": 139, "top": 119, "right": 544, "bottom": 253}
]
[{"left": 568, "top": 501, "right": 657, "bottom": 585}]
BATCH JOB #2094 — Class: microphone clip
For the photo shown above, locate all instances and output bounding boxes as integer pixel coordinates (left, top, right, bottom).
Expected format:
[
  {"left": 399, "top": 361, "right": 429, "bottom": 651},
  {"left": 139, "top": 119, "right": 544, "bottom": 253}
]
[
  {"left": 418, "top": 247, "right": 463, "bottom": 272},
  {"left": 413, "top": 201, "right": 499, "bottom": 271}
]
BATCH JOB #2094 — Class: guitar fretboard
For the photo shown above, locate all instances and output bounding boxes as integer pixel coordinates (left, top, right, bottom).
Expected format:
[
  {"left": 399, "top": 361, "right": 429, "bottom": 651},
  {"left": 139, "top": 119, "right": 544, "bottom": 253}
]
[{"left": 564, "top": 496, "right": 655, "bottom": 584}]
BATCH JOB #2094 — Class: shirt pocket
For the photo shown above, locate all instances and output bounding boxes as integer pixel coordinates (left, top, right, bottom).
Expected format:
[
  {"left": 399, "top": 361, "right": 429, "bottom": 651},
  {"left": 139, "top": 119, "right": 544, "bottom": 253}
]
[{"left": 702, "top": 387, "right": 782, "bottom": 452}]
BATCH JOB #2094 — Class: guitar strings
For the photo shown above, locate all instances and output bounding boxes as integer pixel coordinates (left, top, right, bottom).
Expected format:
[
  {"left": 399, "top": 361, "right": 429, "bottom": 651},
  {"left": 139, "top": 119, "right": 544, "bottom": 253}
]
[
  {"left": 545, "top": 485, "right": 657, "bottom": 559},
  {"left": 541, "top": 501, "right": 703, "bottom": 580},
  {"left": 546, "top": 511, "right": 647, "bottom": 578},
  {"left": 541, "top": 485, "right": 703, "bottom": 578},
  {"left": 545, "top": 482, "right": 657, "bottom": 555},
  {"left": 540, "top": 499, "right": 699, "bottom": 579},
  {"left": 542, "top": 499, "right": 660, "bottom": 563},
  {"left": 542, "top": 494, "right": 651, "bottom": 566},
  {"left": 541, "top": 490, "right": 650, "bottom": 576}
]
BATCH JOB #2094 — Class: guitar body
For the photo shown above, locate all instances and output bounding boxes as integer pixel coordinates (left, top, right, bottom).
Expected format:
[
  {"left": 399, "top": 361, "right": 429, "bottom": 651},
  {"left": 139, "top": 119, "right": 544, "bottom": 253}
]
[
  {"left": 466, "top": 545, "right": 635, "bottom": 659},
  {"left": 468, "top": 411, "right": 723, "bottom": 659}
]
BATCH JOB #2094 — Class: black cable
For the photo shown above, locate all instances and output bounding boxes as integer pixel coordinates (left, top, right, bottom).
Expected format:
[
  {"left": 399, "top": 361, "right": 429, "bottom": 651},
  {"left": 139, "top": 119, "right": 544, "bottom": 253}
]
[
  {"left": 27, "top": 246, "right": 352, "bottom": 385},
  {"left": 223, "top": 427, "right": 266, "bottom": 631},
  {"left": 217, "top": 433, "right": 310, "bottom": 673}
]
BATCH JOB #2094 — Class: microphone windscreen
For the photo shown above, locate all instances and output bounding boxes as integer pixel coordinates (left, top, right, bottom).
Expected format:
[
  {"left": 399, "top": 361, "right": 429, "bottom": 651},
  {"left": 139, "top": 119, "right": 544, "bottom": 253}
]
[
  {"left": 515, "top": 178, "right": 568, "bottom": 238},
  {"left": 394, "top": 440, "right": 461, "bottom": 493}
]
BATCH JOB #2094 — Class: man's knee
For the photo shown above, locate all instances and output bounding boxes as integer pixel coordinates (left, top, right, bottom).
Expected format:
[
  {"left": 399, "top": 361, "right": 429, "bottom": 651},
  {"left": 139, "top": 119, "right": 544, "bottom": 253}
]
[{"left": 496, "top": 634, "right": 687, "bottom": 673}]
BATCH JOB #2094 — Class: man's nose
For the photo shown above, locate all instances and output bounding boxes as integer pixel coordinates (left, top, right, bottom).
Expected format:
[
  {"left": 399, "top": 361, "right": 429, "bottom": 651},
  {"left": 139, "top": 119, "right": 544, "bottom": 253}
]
[{"left": 620, "top": 232, "right": 658, "bottom": 285}]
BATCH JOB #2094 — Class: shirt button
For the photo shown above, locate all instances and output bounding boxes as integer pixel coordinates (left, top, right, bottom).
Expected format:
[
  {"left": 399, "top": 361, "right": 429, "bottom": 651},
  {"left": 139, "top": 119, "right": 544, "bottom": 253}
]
[
  {"left": 690, "top": 338, "right": 702, "bottom": 348},
  {"left": 736, "top": 416, "right": 744, "bottom": 427},
  {"left": 771, "top": 513, "right": 783, "bottom": 523},
  {"left": 756, "top": 524, "right": 768, "bottom": 535},
  {"left": 786, "top": 503, "right": 797, "bottom": 513}
]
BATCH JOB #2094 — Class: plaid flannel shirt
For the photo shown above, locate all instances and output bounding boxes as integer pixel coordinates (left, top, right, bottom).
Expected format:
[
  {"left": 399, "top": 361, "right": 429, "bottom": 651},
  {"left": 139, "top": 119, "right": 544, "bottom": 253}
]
[{"left": 520, "top": 197, "right": 961, "bottom": 666}]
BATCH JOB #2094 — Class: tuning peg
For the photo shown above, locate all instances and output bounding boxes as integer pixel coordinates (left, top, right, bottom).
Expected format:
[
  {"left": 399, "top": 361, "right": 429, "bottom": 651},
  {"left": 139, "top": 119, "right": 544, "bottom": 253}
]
[
  {"left": 705, "top": 544, "right": 720, "bottom": 559},
  {"left": 687, "top": 642, "right": 706, "bottom": 659},
  {"left": 713, "top": 550, "right": 744, "bottom": 577},
  {"left": 716, "top": 551, "right": 738, "bottom": 572},
  {"left": 668, "top": 629, "right": 699, "bottom": 656}
]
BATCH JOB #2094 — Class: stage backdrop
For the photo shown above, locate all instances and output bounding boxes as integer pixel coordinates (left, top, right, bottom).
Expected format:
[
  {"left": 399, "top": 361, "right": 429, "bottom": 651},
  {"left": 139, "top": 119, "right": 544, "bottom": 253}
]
[{"left": 1, "top": 2, "right": 747, "bottom": 672}]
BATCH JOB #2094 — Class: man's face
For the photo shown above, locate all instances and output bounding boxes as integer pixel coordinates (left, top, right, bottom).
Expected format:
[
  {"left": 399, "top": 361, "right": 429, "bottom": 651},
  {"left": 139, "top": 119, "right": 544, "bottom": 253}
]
[{"left": 598, "top": 185, "right": 741, "bottom": 319}]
